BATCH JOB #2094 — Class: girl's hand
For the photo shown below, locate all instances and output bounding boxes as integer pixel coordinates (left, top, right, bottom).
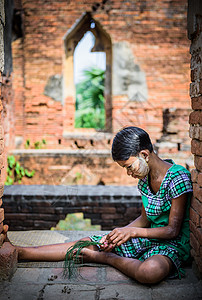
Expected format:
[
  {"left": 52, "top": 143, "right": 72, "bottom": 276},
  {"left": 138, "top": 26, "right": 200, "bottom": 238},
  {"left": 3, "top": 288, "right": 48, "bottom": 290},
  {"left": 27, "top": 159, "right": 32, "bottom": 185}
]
[
  {"left": 100, "top": 227, "right": 135, "bottom": 251},
  {"left": 100, "top": 235, "right": 111, "bottom": 251}
]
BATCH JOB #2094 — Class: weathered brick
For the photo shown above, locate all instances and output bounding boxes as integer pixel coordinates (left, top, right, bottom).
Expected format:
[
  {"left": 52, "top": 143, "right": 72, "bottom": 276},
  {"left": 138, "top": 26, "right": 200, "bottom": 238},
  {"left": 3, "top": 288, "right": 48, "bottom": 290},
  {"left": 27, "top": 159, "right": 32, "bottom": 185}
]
[
  {"left": 0, "top": 242, "right": 17, "bottom": 280},
  {"left": 33, "top": 220, "right": 57, "bottom": 229},
  {"left": 191, "top": 96, "right": 202, "bottom": 110},
  {"left": 101, "top": 213, "right": 122, "bottom": 220},
  {"left": 191, "top": 68, "right": 198, "bottom": 82},
  {"left": 190, "top": 232, "right": 200, "bottom": 255},
  {"left": 191, "top": 197, "right": 202, "bottom": 216},
  {"left": 193, "top": 183, "right": 202, "bottom": 201},
  {"left": 0, "top": 101, "right": 3, "bottom": 113},
  {"left": 0, "top": 154, "right": 4, "bottom": 169},
  {"left": 197, "top": 227, "right": 202, "bottom": 246},
  {"left": 194, "top": 255, "right": 202, "bottom": 273},
  {"left": 190, "top": 81, "right": 200, "bottom": 97},
  {"left": 198, "top": 172, "right": 202, "bottom": 186},
  {"left": 190, "top": 207, "right": 200, "bottom": 227},
  {"left": 93, "top": 207, "right": 116, "bottom": 214},
  {"left": 189, "top": 125, "right": 202, "bottom": 140},
  {"left": 191, "top": 169, "right": 198, "bottom": 183},
  {"left": 189, "top": 111, "right": 202, "bottom": 125},
  {"left": 0, "top": 126, "right": 4, "bottom": 140},
  {"left": 0, "top": 140, "right": 4, "bottom": 155},
  {"left": 200, "top": 245, "right": 202, "bottom": 259},
  {"left": 31, "top": 207, "right": 55, "bottom": 214},
  {"left": 189, "top": 10, "right": 202, "bottom": 277},
  {"left": 199, "top": 79, "right": 202, "bottom": 94},
  {"left": 0, "top": 208, "right": 4, "bottom": 223},
  {"left": 191, "top": 139, "right": 202, "bottom": 155},
  {"left": 195, "top": 155, "right": 202, "bottom": 172},
  {"left": 0, "top": 184, "right": 4, "bottom": 198}
]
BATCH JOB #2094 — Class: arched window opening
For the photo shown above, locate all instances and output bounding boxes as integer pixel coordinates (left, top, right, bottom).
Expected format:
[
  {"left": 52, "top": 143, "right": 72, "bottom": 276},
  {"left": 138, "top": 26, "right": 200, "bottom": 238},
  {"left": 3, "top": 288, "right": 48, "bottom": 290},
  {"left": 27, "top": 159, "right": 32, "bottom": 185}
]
[
  {"left": 74, "top": 31, "right": 106, "bottom": 129},
  {"left": 63, "top": 13, "right": 112, "bottom": 133}
]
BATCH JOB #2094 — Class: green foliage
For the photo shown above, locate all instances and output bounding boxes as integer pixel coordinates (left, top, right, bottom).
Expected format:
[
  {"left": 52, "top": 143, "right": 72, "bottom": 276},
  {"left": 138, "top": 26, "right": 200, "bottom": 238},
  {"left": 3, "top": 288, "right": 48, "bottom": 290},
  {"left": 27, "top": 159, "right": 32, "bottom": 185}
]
[
  {"left": 25, "top": 139, "right": 30, "bottom": 149},
  {"left": 34, "top": 139, "right": 46, "bottom": 149},
  {"left": 25, "top": 139, "right": 47, "bottom": 149},
  {"left": 52, "top": 213, "right": 101, "bottom": 231},
  {"left": 5, "top": 155, "right": 35, "bottom": 185},
  {"left": 74, "top": 172, "right": 82, "bottom": 184},
  {"left": 75, "top": 67, "right": 105, "bottom": 129}
]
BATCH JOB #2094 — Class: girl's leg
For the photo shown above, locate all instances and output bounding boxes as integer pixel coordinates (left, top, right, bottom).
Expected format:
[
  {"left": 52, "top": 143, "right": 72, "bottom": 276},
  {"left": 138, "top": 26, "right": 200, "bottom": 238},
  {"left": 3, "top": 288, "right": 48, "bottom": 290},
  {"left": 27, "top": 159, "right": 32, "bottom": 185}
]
[
  {"left": 12, "top": 235, "right": 173, "bottom": 283},
  {"left": 81, "top": 248, "right": 173, "bottom": 284},
  {"left": 17, "top": 237, "right": 96, "bottom": 261}
]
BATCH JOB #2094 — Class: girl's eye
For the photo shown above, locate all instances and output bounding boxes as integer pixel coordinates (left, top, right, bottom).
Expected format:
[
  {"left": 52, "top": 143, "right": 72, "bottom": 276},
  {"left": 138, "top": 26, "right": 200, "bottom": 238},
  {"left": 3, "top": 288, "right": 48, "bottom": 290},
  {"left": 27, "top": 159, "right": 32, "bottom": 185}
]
[{"left": 127, "top": 165, "right": 132, "bottom": 170}]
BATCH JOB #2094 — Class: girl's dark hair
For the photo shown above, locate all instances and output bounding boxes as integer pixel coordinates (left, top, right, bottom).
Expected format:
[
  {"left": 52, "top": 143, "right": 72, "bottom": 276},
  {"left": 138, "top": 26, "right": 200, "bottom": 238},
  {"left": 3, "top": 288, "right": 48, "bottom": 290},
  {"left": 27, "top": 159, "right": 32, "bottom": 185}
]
[{"left": 112, "top": 126, "right": 153, "bottom": 161}]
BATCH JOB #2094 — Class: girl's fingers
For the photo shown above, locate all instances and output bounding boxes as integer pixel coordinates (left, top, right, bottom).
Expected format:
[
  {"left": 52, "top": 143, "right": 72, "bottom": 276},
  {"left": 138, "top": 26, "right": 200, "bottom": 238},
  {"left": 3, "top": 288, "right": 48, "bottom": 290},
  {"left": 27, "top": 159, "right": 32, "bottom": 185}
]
[
  {"left": 107, "top": 232, "right": 117, "bottom": 243},
  {"left": 110, "top": 237, "right": 121, "bottom": 245},
  {"left": 100, "top": 235, "right": 107, "bottom": 244},
  {"left": 103, "top": 244, "right": 115, "bottom": 252}
]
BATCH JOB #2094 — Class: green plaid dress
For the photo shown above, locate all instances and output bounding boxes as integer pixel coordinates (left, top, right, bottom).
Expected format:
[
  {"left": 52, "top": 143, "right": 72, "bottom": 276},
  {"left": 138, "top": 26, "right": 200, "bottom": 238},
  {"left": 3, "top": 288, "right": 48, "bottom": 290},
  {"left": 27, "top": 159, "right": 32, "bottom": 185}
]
[{"left": 90, "top": 160, "right": 193, "bottom": 278}]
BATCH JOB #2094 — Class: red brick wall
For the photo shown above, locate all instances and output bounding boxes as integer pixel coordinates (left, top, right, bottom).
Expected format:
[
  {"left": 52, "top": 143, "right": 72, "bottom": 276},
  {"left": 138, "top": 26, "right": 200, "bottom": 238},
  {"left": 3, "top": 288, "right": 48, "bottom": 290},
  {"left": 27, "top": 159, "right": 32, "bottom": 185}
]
[
  {"left": 188, "top": 1, "right": 202, "bottom": 277},
  {"left": 3, "top": 185, "right": 142, "bottom": 231},
  {"left": 12, "top": 0, "right": 190, "bottom": 148},
  {"left": 0, "top": 75, "right": 5, "bottom": 241},
  {"left": 0, "top": 74, "right": 14, "bottom": 242},
  {"left": 12, "top": 151, "right": 140, "bottom": 186},
  {"left": 0, "top": 72, "right": 16, "bottom": 282},
  {"left": 0, "top": 0, "right": 18, "bottom": 280}
]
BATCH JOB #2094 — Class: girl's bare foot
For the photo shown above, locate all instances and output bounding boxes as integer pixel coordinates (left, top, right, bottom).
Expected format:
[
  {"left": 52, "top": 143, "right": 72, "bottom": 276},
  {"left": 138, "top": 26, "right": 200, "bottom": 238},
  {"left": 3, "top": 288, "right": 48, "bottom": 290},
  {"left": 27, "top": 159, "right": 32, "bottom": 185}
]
[{"left": 79, "top": 247, "right": 116, "bottom": 265}]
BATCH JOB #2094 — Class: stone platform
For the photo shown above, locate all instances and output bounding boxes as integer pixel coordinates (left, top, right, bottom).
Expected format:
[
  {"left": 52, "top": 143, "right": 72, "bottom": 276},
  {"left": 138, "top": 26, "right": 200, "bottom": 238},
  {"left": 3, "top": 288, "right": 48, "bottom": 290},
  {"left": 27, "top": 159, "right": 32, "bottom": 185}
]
[{"left": 0, "top": 230, "right": 201, "bottom": 300}]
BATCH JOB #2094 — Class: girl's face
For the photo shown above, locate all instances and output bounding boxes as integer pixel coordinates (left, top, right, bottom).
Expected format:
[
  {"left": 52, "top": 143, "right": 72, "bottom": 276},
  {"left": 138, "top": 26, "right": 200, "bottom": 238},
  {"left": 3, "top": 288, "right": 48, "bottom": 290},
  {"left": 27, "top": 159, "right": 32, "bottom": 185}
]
[{"left": 116, "top": 155, "right": 149, "bottom": 179}]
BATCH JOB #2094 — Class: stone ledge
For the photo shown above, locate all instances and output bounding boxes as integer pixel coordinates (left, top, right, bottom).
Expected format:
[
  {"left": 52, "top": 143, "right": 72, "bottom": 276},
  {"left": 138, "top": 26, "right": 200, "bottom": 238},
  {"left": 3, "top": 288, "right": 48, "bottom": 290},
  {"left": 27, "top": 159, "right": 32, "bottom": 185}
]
[
  {"left": 10, "top": 149, "right": 111, "bottom": 157},
  {"left": 63, "top": 131, "right": 113, "bottom": 140},
  {"left": 3, "top": 184, "right": 141, "bottom": 198}
]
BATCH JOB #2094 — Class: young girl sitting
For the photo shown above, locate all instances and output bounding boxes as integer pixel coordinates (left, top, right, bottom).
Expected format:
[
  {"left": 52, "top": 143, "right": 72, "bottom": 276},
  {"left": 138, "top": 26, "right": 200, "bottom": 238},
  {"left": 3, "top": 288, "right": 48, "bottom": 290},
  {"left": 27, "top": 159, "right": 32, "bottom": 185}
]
[{"left": 6, "top": 126, "right": 193, "bottom": 284}]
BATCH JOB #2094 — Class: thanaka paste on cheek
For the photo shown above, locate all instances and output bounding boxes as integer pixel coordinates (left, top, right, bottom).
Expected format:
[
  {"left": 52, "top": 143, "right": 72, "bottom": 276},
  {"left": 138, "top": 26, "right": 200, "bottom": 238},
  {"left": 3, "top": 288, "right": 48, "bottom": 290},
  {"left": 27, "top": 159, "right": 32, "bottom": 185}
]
[{"left": 130, "top": 157, "right": 149, "bottom": 177}]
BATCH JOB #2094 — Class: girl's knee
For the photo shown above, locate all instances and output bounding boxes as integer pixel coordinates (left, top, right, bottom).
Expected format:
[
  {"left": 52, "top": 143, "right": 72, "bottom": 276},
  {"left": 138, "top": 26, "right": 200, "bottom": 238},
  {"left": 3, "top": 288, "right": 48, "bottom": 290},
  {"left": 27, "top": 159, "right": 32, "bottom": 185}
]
[{"left": 136, "top": 256, "right": 172, "bottom": 284}]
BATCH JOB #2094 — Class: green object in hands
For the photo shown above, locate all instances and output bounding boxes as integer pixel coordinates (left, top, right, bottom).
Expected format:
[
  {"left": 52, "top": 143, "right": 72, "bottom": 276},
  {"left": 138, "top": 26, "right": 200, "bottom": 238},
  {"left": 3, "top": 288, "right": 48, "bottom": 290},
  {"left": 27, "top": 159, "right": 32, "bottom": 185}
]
[{"left": 63, "top": 240, "right": 102, "bottom": 279}]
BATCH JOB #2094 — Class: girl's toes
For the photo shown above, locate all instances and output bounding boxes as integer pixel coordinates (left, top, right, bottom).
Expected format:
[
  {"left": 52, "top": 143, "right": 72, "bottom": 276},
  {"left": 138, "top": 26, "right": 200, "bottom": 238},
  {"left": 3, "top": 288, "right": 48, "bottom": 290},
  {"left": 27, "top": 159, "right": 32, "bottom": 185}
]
[
  {"left": 1, "top": 224, "right": 9, "bottom": 243},
  {"left": 3, "top": 224, "right": 9, "bottom": 234}
]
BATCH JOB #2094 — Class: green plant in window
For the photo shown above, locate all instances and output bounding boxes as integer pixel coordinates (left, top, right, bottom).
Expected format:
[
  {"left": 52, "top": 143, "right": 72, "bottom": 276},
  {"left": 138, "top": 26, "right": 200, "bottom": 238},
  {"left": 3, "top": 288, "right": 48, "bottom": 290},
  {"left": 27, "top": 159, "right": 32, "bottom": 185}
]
[
  {"left": 5, "top": 155, "right": 35, "bottom": 185},
  {"left": 75, "top": 67, "right": 105, "bottom": 129}
]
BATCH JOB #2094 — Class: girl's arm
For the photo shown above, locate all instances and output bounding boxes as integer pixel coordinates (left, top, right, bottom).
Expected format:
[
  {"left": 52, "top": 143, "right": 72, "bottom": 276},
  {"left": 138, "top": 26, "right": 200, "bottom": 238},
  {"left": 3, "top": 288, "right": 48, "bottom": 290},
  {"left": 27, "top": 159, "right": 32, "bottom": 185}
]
[
  {"left": 100, "top": 205, "right": 150, "bottom": 248},
  {"left": 125, "top": 205, "right": 150, "bottom": 228},
  {"left": 102, "top": 193, "right": 188, "bottom": 250}
]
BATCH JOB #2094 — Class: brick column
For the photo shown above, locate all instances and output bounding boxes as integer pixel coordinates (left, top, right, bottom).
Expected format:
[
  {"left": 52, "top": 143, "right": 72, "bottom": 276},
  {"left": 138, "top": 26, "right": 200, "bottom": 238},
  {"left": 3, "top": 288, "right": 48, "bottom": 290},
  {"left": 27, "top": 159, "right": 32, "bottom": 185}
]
[
  {"left": 188, "top": 0, "right": 202, "bottom": 278},
  {"left": 0, "top": 0, "right": 17, "bottom": 281}
]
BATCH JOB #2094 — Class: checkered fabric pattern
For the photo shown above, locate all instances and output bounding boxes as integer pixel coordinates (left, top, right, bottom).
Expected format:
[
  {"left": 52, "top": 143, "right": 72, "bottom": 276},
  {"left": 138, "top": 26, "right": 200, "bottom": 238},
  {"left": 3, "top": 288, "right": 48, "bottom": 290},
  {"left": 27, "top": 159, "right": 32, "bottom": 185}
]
[
  {"left": 90, "top": 161, "right": 193, "bottom": 279},
  {"left": 138, "top": 164, "right": 193, "bottom": 218},
  {"left": 90, "top": 235, "right": 182, "bottom": 278}
]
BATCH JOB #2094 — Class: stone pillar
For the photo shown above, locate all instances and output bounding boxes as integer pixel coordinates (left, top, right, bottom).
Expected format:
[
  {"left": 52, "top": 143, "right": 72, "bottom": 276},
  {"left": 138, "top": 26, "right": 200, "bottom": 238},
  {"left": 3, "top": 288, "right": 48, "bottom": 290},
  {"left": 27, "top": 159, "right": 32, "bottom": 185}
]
[
  {"left": 0, "top": 0, "right": 17, "bottom": 281},
  {"left": 188, "top": 0, "right": 202, "bottom": 278}
]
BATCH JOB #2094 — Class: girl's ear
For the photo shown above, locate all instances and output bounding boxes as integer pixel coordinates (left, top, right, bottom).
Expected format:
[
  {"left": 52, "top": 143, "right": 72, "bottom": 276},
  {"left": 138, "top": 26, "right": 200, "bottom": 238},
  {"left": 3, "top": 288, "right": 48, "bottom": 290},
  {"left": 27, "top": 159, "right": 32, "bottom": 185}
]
[{"left": 139, "top": 150, "right": 150, "bottom": 161}]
